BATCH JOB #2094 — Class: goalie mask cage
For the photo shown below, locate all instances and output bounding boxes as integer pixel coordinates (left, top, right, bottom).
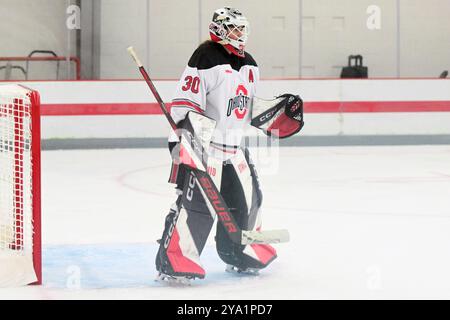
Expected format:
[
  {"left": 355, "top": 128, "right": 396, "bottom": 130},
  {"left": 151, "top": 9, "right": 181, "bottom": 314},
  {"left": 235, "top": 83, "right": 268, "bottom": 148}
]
[{"left": 0, "top": 84, "right": 41, "bottom": 287}]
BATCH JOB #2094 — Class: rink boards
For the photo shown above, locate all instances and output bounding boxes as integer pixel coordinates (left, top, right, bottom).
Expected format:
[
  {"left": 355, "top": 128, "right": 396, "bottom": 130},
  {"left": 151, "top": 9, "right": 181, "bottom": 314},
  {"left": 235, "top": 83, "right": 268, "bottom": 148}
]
[{"left": 6, "top": 79, "right": 450, "bottom": 139}]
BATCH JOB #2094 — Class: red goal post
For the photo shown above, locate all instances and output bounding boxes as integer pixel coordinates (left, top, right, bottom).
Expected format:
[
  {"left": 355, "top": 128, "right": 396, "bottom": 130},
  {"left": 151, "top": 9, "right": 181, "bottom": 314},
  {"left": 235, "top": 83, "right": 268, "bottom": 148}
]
[{"left": 0, "top": 84, "right": 41, "bottom": 286}]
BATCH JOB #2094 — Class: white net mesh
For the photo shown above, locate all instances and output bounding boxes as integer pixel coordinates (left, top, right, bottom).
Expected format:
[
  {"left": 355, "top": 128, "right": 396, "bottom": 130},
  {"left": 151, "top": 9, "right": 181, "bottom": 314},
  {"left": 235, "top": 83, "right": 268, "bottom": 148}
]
[{"left": 0, "top": 85, "right": 37, "bottom": 286}]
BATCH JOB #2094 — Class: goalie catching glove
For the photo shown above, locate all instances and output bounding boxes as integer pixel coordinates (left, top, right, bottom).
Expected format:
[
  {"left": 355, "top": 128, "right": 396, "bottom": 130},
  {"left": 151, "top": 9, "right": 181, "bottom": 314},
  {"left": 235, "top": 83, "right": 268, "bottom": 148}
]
[{"left": 251, "top": 93, "right": 304, "bottom": 139}]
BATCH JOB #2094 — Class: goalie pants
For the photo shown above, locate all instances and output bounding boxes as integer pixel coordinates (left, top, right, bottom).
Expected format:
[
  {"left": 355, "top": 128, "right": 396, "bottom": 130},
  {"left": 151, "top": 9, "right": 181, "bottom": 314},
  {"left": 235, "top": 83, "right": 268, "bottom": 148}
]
[{"left": 155, "top": 148, "right": 277, "bottom": 279}]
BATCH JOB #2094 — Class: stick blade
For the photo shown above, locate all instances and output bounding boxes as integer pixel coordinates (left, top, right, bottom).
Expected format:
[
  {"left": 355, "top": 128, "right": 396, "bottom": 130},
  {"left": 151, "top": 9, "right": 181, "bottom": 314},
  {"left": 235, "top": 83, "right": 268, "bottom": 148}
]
[{"left": 241, "top": 229, "right": 290, "bottom": 245}]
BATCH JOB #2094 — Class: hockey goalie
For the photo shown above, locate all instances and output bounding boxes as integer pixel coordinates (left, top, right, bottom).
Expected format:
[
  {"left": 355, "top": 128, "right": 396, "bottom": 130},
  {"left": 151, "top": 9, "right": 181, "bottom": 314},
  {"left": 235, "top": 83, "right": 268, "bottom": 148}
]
[{"left": 154, "top": 7, "right": 304, "bottom": 284}]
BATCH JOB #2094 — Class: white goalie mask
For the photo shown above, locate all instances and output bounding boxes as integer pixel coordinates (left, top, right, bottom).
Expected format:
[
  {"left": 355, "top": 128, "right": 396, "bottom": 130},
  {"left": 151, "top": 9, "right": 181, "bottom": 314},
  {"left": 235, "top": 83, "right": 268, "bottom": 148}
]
[{"left": 209, "top": 7, "right": 250, "bottom": 57}]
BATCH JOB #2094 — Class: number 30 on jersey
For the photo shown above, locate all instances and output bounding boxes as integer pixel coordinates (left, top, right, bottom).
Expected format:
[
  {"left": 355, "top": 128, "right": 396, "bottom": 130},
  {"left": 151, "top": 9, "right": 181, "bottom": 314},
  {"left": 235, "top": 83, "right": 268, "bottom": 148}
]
[{"left": 182, "top": 76, "right": 200, "bottom": 94}]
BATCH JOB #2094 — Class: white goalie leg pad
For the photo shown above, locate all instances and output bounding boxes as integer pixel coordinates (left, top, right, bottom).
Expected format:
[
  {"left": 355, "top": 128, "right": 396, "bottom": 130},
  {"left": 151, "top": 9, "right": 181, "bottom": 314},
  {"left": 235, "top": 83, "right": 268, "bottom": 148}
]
[{"left": 229, "top": 149, "right": 277, "bottom": 267}]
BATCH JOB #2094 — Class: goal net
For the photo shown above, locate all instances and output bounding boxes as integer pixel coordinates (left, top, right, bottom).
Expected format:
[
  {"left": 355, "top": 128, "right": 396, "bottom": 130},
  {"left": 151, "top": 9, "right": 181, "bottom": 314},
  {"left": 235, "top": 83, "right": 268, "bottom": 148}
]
[{"left": 0, "top": 84, "right": 41, "bottom": 287}]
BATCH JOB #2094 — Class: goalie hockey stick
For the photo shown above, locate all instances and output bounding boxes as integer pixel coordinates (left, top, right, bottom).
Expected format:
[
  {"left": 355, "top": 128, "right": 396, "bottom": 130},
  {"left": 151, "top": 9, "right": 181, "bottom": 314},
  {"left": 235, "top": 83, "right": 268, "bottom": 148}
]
[{"left": 127, "top": 46, "right": 289, "bottom": 245}]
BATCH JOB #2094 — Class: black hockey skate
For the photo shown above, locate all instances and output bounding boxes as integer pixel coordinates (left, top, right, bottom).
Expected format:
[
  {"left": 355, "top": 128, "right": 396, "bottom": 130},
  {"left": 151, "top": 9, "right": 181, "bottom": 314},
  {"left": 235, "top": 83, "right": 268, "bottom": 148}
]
[{"left": 225, "top": 264, "right": 260, "bottom": 276}]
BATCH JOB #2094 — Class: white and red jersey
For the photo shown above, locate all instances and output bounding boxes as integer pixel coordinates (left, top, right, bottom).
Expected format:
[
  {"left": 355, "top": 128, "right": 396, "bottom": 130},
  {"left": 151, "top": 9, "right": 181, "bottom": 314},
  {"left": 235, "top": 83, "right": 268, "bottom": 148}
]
[{"left": 169, "top": 41, "right": 259, "bottom": 151}]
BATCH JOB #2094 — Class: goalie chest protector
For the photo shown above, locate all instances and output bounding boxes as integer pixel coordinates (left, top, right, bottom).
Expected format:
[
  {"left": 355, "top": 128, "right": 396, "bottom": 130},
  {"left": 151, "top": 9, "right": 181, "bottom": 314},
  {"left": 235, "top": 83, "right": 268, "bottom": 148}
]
[{"left": 169, "top": 41, "right": 260, "bottom": 148}]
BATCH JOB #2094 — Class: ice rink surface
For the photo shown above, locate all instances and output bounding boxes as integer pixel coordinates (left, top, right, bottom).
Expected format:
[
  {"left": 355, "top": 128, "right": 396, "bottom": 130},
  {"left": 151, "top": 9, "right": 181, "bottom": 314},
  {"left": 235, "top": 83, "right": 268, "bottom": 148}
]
[{"left": 1, "top": 145, "right": 450, "bottom": 299}]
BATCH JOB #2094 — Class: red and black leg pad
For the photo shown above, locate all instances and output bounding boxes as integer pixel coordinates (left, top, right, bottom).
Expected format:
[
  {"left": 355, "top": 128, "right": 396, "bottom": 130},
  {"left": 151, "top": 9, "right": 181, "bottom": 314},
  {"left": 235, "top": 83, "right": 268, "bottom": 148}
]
[
  {"left": 156, "top": 169, "right": 214, "bottom": 279},
  {"left": 215, "top": 148, "right": 277, "bottom": 270}
]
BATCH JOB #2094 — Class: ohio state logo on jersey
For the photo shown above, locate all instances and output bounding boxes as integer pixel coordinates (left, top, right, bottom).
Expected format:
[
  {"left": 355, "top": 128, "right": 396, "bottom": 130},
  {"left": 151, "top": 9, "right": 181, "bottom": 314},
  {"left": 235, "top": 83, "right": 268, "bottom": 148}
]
[{"left": 227, "top": 84, "right": 249, "bottom": 120}]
